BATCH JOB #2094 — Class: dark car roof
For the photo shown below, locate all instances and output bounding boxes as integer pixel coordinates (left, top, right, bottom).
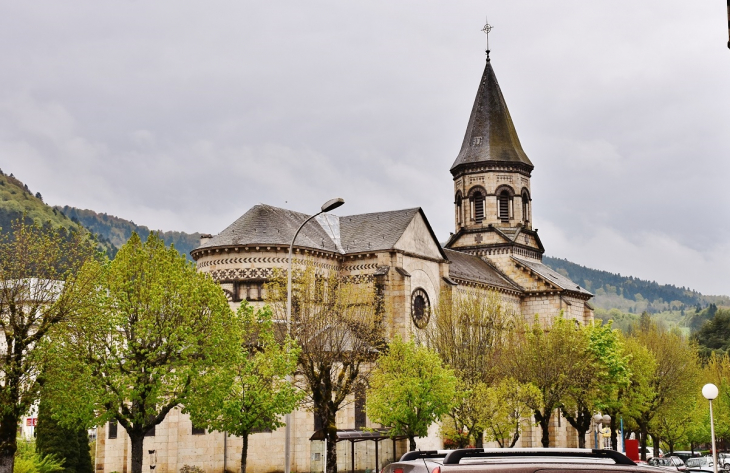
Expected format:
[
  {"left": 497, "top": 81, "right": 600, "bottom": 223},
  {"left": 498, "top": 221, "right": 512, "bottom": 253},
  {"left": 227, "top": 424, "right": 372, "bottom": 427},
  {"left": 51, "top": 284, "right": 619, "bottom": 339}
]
[{"left": 387, "top": 449, "right": 658, "bottom": 473}]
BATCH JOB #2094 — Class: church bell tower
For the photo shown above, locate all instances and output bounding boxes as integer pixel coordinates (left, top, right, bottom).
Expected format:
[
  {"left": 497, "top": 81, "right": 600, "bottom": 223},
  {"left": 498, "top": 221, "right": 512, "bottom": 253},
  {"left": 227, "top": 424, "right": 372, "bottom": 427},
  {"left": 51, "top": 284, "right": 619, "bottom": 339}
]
[{"left": 445, "top": 51, "right": 545, "bottom": 267}]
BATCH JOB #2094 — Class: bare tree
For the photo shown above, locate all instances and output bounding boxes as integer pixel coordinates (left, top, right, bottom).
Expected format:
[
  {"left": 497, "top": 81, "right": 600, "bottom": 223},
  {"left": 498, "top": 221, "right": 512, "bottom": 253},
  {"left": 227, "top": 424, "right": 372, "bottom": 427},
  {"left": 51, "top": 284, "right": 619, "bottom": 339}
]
[
  {"left": 268, "top": 266, "right": 384, "bottom": 473},
  {"left": 422, "top": 288, "right": 517, "bottom": 447}
]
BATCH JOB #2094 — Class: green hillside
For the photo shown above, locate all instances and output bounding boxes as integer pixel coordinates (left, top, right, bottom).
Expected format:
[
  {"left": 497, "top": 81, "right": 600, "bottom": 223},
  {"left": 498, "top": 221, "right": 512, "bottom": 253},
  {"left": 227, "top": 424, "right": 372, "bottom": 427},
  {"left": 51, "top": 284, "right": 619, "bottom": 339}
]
[
  {"left": 0, "top": 169, "right": 116, "bottom": 257},
  {"left": 0, "top": 170, "right": 77, "bottom": 231},
  {"left": 543, "top": 255, "right": 730, "bottom": 333},
  {"left": 57, "top": 206, "right": 200, "bottom": 260}
]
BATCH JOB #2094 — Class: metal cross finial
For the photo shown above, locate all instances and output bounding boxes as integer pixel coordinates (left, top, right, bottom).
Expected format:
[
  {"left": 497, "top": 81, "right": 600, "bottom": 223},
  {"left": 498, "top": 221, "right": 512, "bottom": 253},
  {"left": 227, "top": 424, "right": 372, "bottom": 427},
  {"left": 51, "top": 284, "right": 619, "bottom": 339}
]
[{"left": 481, "top": 17, "right": 493, "bottom": 59}]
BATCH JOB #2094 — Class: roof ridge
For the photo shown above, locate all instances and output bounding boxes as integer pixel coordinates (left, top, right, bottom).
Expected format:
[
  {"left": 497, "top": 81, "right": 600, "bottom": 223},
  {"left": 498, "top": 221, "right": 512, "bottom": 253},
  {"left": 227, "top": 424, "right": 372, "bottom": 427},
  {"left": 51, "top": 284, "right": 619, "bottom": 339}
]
[{"left": 339, "top": 207, "right": 421, "bottom": 219}]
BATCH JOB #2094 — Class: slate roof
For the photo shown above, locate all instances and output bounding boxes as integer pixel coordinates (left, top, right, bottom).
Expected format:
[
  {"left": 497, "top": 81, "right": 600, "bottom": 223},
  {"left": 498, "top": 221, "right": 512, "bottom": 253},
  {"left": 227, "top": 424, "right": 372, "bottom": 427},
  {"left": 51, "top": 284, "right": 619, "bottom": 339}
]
[
  {"left": 444, "top": 248, "right": 521, "bottom": 292},
  {"left": 451, "top": 59, "right": 533, "bottom": 173},
  {"left": 197, "top": 204, "right": 340, "bottom": 252},
  {"left": 339, "top": 208, "right": 421, "bottom": 254},
  {"left": 512, "top": 255, "right": 593, "bottom": 296},
  {"left": 196, "top": 205, "right": 446, "bottom": 258}
]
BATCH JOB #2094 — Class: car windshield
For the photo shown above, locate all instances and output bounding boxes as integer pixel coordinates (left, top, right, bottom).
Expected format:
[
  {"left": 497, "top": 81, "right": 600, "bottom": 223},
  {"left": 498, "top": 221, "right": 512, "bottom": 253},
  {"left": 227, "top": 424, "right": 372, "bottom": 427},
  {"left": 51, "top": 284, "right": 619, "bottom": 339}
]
[{"left": 687, "top": 458, "right": 712, "bottom": 468}]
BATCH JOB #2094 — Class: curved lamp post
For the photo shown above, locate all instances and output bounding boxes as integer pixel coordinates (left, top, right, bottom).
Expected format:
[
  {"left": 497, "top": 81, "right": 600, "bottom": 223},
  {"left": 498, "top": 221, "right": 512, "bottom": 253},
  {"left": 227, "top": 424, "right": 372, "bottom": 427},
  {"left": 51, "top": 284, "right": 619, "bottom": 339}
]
[
  {"left": 703, "top": 383, "right": 719, "bottom": 473},
  {"left": 284, "top": 197, "right": 344, "bottom": 473}
]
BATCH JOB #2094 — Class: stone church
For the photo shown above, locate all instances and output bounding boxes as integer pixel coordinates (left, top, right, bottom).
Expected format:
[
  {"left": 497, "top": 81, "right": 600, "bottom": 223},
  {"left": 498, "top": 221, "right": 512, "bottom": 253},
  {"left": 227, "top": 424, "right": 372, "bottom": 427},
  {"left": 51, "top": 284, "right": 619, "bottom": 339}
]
[{"left": 95, "top": 54, "right": 594, "bottom": 473}]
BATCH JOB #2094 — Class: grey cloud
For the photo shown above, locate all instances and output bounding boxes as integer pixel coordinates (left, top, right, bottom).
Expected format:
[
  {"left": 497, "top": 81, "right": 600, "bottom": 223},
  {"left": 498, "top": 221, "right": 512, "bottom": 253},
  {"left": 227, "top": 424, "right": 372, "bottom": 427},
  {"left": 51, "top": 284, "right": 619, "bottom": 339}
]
[{"left": 1, "top": 0, "right": 728, "bottom": 294}]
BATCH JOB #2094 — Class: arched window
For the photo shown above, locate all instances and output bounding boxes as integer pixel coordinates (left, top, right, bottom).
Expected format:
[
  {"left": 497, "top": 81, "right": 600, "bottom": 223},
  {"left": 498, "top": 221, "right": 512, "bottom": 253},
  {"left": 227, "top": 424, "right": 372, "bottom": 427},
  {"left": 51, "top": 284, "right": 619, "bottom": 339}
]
[
  {"left": 498, "top": 190, "right": 511, "bottom": 222},
  {"left": 522, "top": 191, "right": 530, "bottom": 222},
  {"left": 455, "top": 191, "right": 463, "bottom": 226},
  {"left": 473, "top": 191, "right": 484, "bottom": 223}
]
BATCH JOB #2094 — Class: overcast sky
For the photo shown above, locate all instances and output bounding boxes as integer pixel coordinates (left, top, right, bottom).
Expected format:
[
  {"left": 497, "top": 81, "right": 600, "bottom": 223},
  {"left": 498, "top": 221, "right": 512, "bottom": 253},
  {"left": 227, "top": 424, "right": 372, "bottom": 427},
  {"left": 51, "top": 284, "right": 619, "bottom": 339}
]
[{"left": 2, "top": 1, "right": 728, "bottom": 295}]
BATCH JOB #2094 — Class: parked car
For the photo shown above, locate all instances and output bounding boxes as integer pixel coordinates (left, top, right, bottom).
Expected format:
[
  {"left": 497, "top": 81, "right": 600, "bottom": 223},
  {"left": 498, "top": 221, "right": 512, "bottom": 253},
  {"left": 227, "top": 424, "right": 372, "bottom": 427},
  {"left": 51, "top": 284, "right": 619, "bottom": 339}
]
[
  {"left": 683, "top": 456, "right": 730, "bottom": 473},
  {"left": 647, "top": 456, "right": 687, "bottom": 471},
  {"left": 381, "top": 450, "right": 452, "bottom": 473},
  {"left": 673, "top": 452, "right": 702, "bottom": 464},
  {"left": 382, "top": 448, "right": 658, "bottom": 473},
  {"left": 717, "top": 453, "right": 730, "bottom": 470}
]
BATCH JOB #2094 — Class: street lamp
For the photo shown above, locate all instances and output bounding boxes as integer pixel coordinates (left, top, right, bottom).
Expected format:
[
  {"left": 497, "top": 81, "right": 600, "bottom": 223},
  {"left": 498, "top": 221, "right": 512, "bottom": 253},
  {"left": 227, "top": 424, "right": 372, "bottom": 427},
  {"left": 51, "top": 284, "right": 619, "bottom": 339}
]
[
  {"left": 703, "top": 383, "right": 719, "bottom": 473},
  {"left": 284, "top": 197, "right": 344, "bottom": 473}
]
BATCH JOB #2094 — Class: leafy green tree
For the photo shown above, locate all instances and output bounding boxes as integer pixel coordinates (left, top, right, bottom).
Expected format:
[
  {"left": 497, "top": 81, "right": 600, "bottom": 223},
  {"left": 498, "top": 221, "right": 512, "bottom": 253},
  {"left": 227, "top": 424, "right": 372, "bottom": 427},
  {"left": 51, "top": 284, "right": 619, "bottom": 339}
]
[
  {"left": 366, "top": 335, "right": 456, "bottom": 450},
  {"left": 507, "top": 316, "right": 593, "bottom": 448},
  {"left": 693, "top": 309, "right": 730, "bottom": 358},
  {"left": 267, "top": 266, "right": 383, "bottom": 473},
  {"left": 185, "top": 302, "right": 302, "bottom": 473},
  {"left": 652, "top": 393, "right": 696, "bottom": 453},
  {"left": 561, "top": 321, "right": 630, "bottom": 448},
  {"left": 36, "top": 394, "right": 92, "bottom": 473},
  {"left": 76, "top": 427, "right": 93, "bottom": 473},
  {"left": 0, "top": 220, "right": 97, "bottom": 473},
  {"left": 628, "top": 320, "right": 700, "bottom": 460},
  {"left": 614, "top": 338, "right": 656, "bottom": 448},
  {"left": 476, "top": 378, "right": 541, "bottom": 448},
  {"left": 42, "top": 233, "right": 239, "bottom": 473},
  {"left": 700, "top": 353, "right": 730, "bottom": 444},
  {"left": 424, "top": 289, "right": 516, "bottom": 447}
]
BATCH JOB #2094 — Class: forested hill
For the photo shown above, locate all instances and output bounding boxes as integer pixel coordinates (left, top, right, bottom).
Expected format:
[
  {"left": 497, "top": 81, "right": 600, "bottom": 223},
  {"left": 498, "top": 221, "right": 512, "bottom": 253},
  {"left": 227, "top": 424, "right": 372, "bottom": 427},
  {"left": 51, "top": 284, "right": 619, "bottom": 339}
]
[
  {"left": 0, "top": 169, "right": 116, "bottom": 257},
  {"left": 0, "top": 170, "right": 78, "bottom": 231},
  {"left": 58, "top": 206, "right": 200, "bottom": 260},
  {"left": 543, "top": 256, "right": 729, "bottom": 313}
]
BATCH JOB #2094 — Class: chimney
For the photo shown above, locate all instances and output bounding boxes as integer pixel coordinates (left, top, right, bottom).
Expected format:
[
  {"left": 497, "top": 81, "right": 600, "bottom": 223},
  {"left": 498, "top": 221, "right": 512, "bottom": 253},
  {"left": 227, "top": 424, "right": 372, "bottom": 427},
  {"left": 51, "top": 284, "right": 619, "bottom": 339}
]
[{"left": 200, "top": 233, "right": 213, "bottom": 246}]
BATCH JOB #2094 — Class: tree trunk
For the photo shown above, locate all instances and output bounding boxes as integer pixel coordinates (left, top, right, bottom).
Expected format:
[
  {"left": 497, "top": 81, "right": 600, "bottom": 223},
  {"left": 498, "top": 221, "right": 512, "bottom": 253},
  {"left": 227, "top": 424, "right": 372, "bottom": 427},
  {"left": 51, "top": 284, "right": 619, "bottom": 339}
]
[
  {"left": 326, "top": 419, "right": 338, "bottom": 473},
  {"left": 409, "top": 436, "right": 416, "bottom": 451},
  {"left": 561, "top": 407, "right": 591, "bottom": 449},
  {"left": 241, "top": 434, "right": 249, "bottom": 473},
  {"left": 0, "top": 413, "right": 19, "bottom": 473},
  {"left": 535, "top": 410, "right": 552, "bottom": 448},
  {"left": 130, "top": 433, "right": 145, "bottom": 473},
  {"left": 650, "top": 434, "right": 659, "bottom": 458},
  {"left": 475, "top": 431, "right": 484, "bottom": 449},
  {"left": 639, "top": 428, "right": 648, "bottom": 461},
  {"left": 509, "top": 430, "right": 520, "bottom": 448}
]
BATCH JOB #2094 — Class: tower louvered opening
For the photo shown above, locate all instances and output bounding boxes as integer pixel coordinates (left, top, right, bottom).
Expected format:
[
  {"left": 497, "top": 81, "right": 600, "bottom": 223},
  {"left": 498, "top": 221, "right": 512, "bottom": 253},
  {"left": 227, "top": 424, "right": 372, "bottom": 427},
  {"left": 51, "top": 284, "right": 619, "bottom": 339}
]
[
  {"left": 474, "top": 191, "right": 484, "bottom": 223},
  {"left": 498, "top": 191, "right": 510, "bottom": 222}
]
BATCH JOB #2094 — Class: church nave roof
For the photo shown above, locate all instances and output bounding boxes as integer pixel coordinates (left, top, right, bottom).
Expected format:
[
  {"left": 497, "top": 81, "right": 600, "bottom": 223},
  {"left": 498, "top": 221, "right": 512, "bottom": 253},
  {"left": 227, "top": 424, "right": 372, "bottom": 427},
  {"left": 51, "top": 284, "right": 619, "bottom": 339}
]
[{"left": 444, "top": 248, "right": 522, "bottom": 292}]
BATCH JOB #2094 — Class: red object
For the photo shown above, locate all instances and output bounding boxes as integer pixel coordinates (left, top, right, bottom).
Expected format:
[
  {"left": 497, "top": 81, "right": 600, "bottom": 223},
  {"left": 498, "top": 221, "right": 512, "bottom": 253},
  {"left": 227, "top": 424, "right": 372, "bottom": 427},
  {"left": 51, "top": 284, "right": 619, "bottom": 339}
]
[
  {"left": 25, "top": 418, "right": 37, "bottom": 427},
  {"left": 394, "top": 468, "right": 403, "bottom": 473},
  {"left": 625, "top": 439, "right": 640, "bottom": 462},
  {"left": 432, "top": 467, "right": 441, "bottom": 473}
]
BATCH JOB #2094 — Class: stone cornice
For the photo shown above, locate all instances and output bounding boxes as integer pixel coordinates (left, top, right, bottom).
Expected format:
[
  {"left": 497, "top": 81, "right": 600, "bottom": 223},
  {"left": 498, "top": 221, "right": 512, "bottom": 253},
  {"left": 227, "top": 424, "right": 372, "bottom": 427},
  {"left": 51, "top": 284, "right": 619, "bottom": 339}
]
[{"left": 451, "top": 161, "right": 533, "bottom": 179}]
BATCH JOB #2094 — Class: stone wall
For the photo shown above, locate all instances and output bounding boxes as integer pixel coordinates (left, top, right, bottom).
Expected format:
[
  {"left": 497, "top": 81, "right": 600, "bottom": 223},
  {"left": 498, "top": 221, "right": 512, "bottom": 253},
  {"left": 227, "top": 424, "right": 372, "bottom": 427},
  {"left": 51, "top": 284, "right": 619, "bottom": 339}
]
[
  {"left": 453, "top": 171, "right": 532, "bottom": 231},
  {"left": 97, "top": 396, "right": 408, "bottom": 473}
]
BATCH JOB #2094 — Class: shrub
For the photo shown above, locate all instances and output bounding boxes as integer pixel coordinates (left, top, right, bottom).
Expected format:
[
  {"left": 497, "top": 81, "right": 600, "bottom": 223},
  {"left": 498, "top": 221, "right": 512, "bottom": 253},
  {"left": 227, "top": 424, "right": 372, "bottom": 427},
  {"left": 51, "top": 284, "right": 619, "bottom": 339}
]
[{"left": 14, "top": 439, "right": 65, "bottom": 473}]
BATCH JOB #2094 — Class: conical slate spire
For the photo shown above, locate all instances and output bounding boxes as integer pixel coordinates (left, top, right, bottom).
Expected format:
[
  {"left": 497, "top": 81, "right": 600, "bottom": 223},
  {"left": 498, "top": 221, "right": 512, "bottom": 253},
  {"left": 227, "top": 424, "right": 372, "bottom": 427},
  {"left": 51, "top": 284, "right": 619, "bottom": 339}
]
[{"left": 450, "top": 59, "right": 533, "bottom": 173}]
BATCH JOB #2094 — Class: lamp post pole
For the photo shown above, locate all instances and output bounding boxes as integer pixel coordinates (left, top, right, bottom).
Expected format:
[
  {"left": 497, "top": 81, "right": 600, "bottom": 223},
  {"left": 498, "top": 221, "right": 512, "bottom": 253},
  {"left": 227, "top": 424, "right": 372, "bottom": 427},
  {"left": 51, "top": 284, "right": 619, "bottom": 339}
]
[
  {"left": 703, "top": 383, "right": 719, "bottom": 473},
  {"left": 284, "top": 198, "right": 344, "bottom": 473}
]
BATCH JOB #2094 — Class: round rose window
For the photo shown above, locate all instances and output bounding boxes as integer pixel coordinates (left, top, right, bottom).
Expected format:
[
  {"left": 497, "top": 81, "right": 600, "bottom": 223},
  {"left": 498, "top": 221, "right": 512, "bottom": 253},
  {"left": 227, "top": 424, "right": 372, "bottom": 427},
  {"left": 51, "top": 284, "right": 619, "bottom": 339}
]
[{"left": 411, "top": 288, "right": 430, "bottom": 329}]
